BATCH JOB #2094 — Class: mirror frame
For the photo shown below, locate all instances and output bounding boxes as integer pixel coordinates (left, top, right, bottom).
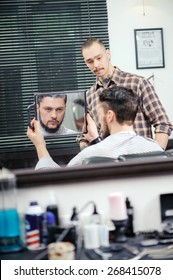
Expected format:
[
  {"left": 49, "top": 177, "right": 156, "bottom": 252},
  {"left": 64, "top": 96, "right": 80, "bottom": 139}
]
[
  {"left": 14, "top": 156, "right": 173, "bottom": 188},
  {"left": 27, "top": 89, "right": 88, "bottom": 138}
]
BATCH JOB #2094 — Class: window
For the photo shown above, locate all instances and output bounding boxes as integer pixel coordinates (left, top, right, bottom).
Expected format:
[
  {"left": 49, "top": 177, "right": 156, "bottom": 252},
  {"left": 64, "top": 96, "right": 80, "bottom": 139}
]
[{"left": 0, "top": 0, "right": 109, "bottom": 160}]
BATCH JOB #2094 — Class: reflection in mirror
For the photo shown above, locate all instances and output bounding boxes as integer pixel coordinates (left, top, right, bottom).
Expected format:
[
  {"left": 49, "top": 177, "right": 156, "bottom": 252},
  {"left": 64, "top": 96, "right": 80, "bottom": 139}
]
[{"left": 28, "top": 90, "right": 87, "bottom": 137}]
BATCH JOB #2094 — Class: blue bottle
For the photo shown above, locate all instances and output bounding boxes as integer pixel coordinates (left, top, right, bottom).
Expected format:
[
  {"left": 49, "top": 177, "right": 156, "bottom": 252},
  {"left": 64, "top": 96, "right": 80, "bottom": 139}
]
[
  {"left": 0, "top": 167, "right": 23, "bottom": 253},
  {"left": 46, "top": 211, "right": 56, "bottom": 244}
]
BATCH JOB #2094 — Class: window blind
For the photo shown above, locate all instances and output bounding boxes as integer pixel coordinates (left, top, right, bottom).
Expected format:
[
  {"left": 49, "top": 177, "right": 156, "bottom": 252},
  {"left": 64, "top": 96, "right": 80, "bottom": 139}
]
[{"left": 0, "top": 0, "right": 109, "bottom": 154}]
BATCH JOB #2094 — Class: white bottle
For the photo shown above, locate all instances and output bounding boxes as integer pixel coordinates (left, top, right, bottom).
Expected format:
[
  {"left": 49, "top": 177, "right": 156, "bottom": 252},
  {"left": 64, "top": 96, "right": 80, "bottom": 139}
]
[
  {"left": 90, "top": 204, "right": 102, "bottom": 224},
  {"left": 25, "top": 201, "right": 45, "bottom": 250}
]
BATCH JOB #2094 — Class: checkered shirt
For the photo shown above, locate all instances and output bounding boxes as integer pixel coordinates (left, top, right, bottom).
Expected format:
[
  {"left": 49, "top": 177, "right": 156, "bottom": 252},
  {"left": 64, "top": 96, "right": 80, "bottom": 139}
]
[{"left": 86, "top": 66, "right": 172, "bottom": 138}]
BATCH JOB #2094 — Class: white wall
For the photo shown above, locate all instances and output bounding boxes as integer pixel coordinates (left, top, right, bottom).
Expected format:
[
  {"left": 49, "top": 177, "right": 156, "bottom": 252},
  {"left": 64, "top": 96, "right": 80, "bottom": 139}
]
[
  {"left": 107, "top": 0, "right": 173, "bottom": 138},
  {"left": 18, "top": 173, "right": 173, "bottom": 233}
]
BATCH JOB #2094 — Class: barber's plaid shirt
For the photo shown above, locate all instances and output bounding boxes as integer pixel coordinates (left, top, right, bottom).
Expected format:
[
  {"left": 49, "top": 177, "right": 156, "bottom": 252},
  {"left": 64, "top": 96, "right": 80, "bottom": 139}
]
[{"left": 86, "top": 66, "right": 172, "bottom": 138}]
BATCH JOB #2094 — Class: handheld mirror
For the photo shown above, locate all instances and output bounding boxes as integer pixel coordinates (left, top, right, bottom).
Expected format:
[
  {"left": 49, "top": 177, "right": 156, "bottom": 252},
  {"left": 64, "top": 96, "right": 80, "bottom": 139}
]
[{"left": 27, "top": 90, "right": 87, "bottom": 137}]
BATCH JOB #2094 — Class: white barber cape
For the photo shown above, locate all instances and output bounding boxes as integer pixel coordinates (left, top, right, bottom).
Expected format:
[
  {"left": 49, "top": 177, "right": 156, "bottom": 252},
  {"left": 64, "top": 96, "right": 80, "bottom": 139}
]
[{"left": 35, "top": 131, "right": 163, "bottom": 170}]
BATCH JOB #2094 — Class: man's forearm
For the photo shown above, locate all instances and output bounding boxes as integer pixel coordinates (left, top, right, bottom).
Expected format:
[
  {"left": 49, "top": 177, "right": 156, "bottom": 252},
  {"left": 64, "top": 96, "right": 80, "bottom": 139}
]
[
  {"left": 155, "top": 133, "right": 169, "bottom": 150},
  {"left": 35, "top": 143, "right": 50, "bottom": 160}
]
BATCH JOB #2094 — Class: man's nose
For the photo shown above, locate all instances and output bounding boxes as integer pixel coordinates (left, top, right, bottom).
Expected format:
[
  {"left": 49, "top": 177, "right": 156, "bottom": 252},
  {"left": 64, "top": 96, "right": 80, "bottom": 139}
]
[
  {"left": 93, "top": 59, "right": 100, "bottom": 69},
  {"left": 50, "top": 110, "right": 57, "bottom": 118}
]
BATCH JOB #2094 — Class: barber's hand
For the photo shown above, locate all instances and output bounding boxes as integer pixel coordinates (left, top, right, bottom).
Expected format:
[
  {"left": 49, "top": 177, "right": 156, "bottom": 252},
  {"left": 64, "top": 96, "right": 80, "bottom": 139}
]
[
  {"left": 84, "top": 113, "right": 99, "bottom": 143},
  {"left": 27, "top": 119, "right": 45, "bottom": 148}
]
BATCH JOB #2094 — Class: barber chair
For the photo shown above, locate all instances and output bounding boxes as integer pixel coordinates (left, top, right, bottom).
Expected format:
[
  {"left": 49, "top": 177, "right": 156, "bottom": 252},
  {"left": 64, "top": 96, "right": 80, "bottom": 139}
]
[{"left": 82, "top": 150, "right": 173, "bottom": 165}]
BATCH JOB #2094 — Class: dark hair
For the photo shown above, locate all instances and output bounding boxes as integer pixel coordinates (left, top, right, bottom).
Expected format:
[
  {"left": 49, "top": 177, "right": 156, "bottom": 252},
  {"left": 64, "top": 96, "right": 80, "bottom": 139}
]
[
  {"left": 37, "top": 93, "right": 67, "bottom": 105},
  {"left": 81, "top": 37, "right": 105, "bottom": 52},
  {"left": 99, "top": 86, "right": 138, "bottom": 124}
]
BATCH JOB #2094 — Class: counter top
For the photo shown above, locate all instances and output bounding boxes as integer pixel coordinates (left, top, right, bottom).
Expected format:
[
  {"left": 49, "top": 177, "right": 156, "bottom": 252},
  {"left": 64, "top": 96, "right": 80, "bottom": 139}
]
[{"left": 1, "top": 236, "right": 173, "bottom": 260}]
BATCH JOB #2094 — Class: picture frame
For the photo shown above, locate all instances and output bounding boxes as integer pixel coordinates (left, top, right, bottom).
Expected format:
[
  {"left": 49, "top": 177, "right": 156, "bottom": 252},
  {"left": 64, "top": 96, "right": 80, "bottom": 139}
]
[{"left": 134, "top": 28, "right": 165, "bottom": 69}]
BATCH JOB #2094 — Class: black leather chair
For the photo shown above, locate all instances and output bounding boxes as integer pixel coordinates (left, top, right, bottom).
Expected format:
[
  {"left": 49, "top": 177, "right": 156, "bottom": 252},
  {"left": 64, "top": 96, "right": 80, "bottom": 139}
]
[
  {"left": 165, "top": 149, "right": 173, "bottom": 157},
  {"left": 82, "top": 156, "right": 118, "bottom": 165},
  {"left": 117, "top": 150, "right": 168, "bottom": 161},
  {"left": 82, "top": 150, "right": 173, "bottom": 165}
]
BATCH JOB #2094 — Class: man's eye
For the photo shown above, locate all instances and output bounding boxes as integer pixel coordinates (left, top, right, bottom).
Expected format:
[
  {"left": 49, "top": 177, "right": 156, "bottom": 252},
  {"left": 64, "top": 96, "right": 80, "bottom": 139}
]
[{"left": 56, "top": 108, "right": 63, "bottom": 112}]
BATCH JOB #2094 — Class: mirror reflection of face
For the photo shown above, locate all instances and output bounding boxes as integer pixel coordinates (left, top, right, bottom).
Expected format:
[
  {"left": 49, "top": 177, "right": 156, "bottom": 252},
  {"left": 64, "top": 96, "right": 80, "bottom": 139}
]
[
  {"left": 98, "top": 105, "right": 110, "bottom": 139},
  {"left": 38, "top": 96, "right": 66, "bottom": 133}
]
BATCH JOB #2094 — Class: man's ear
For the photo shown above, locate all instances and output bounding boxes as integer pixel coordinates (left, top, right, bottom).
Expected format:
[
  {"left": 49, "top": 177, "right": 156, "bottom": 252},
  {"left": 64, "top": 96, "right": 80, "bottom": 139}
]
[
  {"left": 106, "top": 49, "right": 111, "bottom": 60},
  {"left": 106, "top": 109, "right": 114, "bottom": 123}
]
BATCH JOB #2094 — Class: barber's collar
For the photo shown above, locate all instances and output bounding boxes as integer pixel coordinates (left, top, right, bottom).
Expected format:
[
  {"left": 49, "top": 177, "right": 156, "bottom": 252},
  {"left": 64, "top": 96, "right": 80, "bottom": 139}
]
[{"left": 95, "top": 67, "right": 119, "bottom": 90}]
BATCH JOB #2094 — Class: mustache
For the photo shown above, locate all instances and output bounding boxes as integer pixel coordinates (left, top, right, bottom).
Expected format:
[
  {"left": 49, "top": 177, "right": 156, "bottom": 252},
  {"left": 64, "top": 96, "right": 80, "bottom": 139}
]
[
  {"left": 48, "top": 120, "right": 59, "bottom": 124},
  {"left": 94, "top": 67, "right": 103, "bottom": 73}
]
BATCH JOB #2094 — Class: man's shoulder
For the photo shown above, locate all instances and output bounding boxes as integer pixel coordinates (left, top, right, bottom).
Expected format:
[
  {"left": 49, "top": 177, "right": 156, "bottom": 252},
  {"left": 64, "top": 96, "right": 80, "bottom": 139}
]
[
  {"left": 79, "top": 138, "right": 107, "bottom": 154},
  {"left": 136, "top": 134, "right": 163, "bottom": 149},
  {"left": 61, "top": 125, "right": 76, "bottom": 135},
  {"left": 115, "top": 66, "right": 144, "bottom": 80}
]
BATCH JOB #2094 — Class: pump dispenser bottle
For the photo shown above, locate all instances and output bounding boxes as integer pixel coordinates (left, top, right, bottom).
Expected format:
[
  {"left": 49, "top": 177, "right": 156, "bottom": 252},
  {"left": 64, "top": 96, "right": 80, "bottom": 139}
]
[
  {"left": 46, "top": 191, "right": 59, "bottom": 226},
  {"left": 125, "top": 197, "right": 135, "bottom": 237}
]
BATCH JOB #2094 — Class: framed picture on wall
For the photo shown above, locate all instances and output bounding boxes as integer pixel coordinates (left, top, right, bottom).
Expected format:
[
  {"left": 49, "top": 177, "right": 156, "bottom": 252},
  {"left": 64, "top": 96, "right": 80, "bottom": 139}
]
[{"left": 134, "top": 28, "right": 165, "bottom": 69}]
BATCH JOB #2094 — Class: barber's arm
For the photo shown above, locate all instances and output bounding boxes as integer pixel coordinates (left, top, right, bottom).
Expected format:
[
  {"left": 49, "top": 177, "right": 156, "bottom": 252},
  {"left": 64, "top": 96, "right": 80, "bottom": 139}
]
[
  {"left": 140, "top": 78, "right": 172, "bottom": 149},
  {"left": 155, "top": 133, "right": 169, "bottom": 150}
]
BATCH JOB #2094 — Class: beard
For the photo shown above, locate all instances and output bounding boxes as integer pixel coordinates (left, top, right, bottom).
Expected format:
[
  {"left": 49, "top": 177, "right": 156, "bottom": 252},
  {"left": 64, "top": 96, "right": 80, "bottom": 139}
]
[
  {"left": 101, "top": 119, "right": 110, "bottom": 139},
  {"left": 101, "top": 127, "right": 110, "bottom": 139},
  {"left": 39, "top": 114, "right": 65, "bottom": 134}
]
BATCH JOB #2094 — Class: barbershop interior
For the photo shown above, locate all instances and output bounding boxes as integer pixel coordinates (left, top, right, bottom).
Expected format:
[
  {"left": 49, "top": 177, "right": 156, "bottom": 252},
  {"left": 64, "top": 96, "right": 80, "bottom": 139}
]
[{"left": 1, "top": 0, "right": 173, "bottom": 261}]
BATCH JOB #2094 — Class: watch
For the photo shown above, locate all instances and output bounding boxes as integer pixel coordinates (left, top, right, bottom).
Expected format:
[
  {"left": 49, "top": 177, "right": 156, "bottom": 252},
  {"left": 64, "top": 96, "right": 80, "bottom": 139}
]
[{"left": 89, "top": 137, "right": 102, "bottom": 145}]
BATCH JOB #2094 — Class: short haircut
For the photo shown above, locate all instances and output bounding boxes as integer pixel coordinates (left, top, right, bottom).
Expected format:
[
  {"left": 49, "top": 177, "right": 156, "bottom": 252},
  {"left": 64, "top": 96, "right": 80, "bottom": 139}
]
[
  {"left": 37, "top": 93, "right": 67, "bottom": 105},
  {"left": 99, "top": 86, "right": 138, "bottom": 124},
  {"left": 81, "top": 37, "right": 105, "bottom": 52}
]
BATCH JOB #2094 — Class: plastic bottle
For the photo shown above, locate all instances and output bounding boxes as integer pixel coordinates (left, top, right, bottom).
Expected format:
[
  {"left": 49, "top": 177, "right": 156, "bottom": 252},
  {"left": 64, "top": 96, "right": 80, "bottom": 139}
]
[
  {"left": 46, "top": 191, "right": 59, "bottom": 226},
  {"left": 46, "top": 211, "right": 56, "bottom": 244},
  {"left": 25, "top": 201, "right": 45, "bottom": 250},
  {"left": 90, "top": 204, "right": 102, "bottom": 224},
  {"left": 70, "top": 207, "right": 78, "bottom": 222},
  {"left": 125, "top": 197, "right": 135, "bottom": 237},
  {"left": 0, "top": 167, "right": 23, "bottom": 253}
]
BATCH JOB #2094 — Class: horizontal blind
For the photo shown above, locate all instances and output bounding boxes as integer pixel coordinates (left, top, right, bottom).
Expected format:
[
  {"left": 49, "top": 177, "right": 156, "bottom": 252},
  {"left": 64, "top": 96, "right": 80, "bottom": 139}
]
[{"left": 0, "top": 0, "right": 109, "bottom": 153}]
